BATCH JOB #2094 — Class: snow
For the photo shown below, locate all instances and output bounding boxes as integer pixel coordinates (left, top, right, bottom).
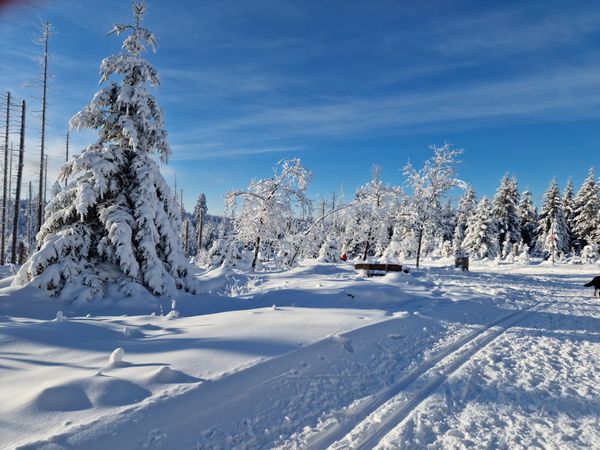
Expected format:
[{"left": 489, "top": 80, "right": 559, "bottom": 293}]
[{"left": 0, "top": 260, "right": 599, "bottom": 449}]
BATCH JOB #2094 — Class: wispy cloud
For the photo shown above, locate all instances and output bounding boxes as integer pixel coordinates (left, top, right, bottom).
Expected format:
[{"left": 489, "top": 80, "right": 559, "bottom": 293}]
[
  {"left": 166, "top": 59, "right": 600, "bottom": 152},
  {"left": 418, "top": 3, "right": 600, "bottom": 58}
]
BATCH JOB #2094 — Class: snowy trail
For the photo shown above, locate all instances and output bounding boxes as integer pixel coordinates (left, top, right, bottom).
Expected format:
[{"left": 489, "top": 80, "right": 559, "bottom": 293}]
[
  {"left": 370, "top": 279, "right": 600, "bottom": 449},
  {"left": 9, "top": 266, "right": 600, "bottom": 449},
  {"left": 311, "top": 298, "right": 549, "bottom": 450},
  {"left": 324, "top": 303, "right": 546, "bottom": 449},
  {"left": 16, "top": 311, "right": 446, "bottom": 450}
]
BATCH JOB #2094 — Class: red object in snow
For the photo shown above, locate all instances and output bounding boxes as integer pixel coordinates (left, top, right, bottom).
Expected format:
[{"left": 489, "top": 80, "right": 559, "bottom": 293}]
[{"left": 340, "top": 253, "right": 348, "bottom": 261}]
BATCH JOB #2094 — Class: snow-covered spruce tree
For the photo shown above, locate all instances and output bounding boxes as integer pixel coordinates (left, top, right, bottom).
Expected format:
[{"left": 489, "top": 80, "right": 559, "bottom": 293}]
[
  {"left": 193, "top": 193, "right": 207, "bottom": 254},
  {"left": 225, "top": 158, "right": 312, "bottom": 270},
  {"left": 182, "top": 218, "right": 192, "bottom": 257},
  {"left": 452, "top": 186, "right": 476, "bottom": 256},
  {"left": 535, "top": 179, "right": 569, "bottom": 257},
  {"left": 518, "top": 189, "right": 537, "bottom": 248},
  {"left": 563, "top": 178, "right": 576, "bottom": 250},
  {"left": 50, "top": 181, "right": 63, "bottom": 199},
  {"left": 572, "top": 168, "right": 600, "bottom": 250},
  {"left": 462, "top": 197, "right": 499, "bottom": 259},
  {"left": 14, "top": 2, "right": 195, "bottom": 300},
  {"left": 493, "top": 174, "right": 521, "bottom": 251},
  {"left": 403, "top": 143, "right": 465, "bottom": 267}
]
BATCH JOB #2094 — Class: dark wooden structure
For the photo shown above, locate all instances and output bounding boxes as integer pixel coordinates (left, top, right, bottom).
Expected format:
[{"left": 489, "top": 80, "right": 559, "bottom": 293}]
[
  {"left": 355, "top": 263, "right": 409, "bottom": 277},
  {"left": 455, "top": 256, "right": 469, "bottom": 271}
]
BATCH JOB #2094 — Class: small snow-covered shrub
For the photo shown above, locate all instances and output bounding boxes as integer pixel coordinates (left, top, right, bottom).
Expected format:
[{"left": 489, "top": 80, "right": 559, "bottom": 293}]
[
  {"left": 441, "top": 240, "right": 453, "bottom": 258},
  {"left": 207, "top": 238, "right": 229, "bottom": 267},
  {"left": 318, "top": 238, "right": 340, "bottom": 263},
  {"left": 517, "top": 244, "right": 530, "bottom": 265},
  {"left": 581, "top": 245, "right": 599, "bottom": 264}
]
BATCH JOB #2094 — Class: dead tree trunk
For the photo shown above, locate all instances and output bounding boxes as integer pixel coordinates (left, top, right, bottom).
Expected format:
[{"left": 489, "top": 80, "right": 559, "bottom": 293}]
[
  {"left": 27, "top": 181, "right": 33, "bottom": 255},
  {"left": 43, "top": 154, "right": 48, "bottom": 207},
  {"left": 64, "top": 131, "right": 69, "bottom": 188},
  {"left": 11, "top": 101, "right": 25, "bottom": 264},
  {"left": 7, "top": 143, "right": 13, "bottom": 253},
  {"left": 37, "top": 22, "right": 51, "bottom": 235},
  {"left": 1, "top": 92, "right": 10, "bottom": 265}
]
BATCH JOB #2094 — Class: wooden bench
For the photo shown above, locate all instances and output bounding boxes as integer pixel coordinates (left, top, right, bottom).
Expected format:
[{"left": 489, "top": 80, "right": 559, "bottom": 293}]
[{"left": 354, "top": 263, "right": 408, "bottom": 277}]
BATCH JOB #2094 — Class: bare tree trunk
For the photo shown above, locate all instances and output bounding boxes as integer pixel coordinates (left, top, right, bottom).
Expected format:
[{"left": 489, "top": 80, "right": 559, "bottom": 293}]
[
  {"left": 27, "top": 181, "right": 32, "bottom": 256},
  {"left": 251, "top": 236, "right": 261, "bottom": 270},
  {"left": 7, "top": 143, "right": 13, "bottom": 253},
  {"left": 1, "top": 92, "right": 10, "bottom": 265},
  {"left": 416, "top": 226, "right": 424, "bottom": 268},
  {"left": 37, "top": 23, "right": 50, "bottom": 235},
  {"left": 362, "top": 239, "right": 370, "bottom": 261},
  {"left": 11, "top": 101, "right": 25, "bottom": 264}
]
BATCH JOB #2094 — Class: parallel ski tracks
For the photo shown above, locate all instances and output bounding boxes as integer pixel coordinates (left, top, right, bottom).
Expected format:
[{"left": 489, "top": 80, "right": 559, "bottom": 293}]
[{"left": 307, "top": 297, "right": 549, "bottom": 450}]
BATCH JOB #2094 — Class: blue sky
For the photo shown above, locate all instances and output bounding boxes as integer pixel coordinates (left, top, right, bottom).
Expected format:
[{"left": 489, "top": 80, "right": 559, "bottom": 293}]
[{"left": 1, "top": 0, "right": 600, "bottom": 213}]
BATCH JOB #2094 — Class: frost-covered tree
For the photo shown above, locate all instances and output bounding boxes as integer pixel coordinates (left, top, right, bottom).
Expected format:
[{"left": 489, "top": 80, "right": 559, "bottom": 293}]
[
  {"left": 50, "top": 181, "right": 62, "bottom": 199},
  {"left": 225, "top": 158, "right": 312, "bottom": 270},
  {"left": 563, "top": 178, "right": 576, "bottom": 249},
  {"left": 517, "top": 243, "right": 531, "bottom": 265},
  {"left": 535, "top": 179, "right": 569, "bottom": 257},
  {"left": 572, "top": 168, "right": 600, "bottom": 250},
  {"left": 193, "top": 193, "right": 207, "bottom": 253},
  {"left": 345, "top": 166, "right": 401, "bottom": 260},
  {"left": 453, "top": 186, "right": 476, "bottom": 255},
  {"left": 580, "top": 244, "right": 599, "bottom": 264},
  {"left": 403, "top": 143, "right": 465, "bottom": 267},
  {"left": 182, "top": 218, "right": 192, "bottom": 257},
  {"left": 518, "top": 189, "right": 537, "bottom": 248},
  {"left": 493, "top": 174, "right": 521, "bottom": 249},
  {"left": 14, "top": 2, "right": 195, "bottom": 300},
  {"left": 318, "top": 237, "right": 340, "bottom": 263},
  {"left": 462, "top": 197, "right": 499, "bottom": 259}
]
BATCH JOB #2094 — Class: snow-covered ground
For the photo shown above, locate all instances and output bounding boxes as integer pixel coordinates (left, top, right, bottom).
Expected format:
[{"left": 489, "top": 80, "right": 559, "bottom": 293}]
[{"left": 1, "top": 260, "right": 599, "bottom": 449}]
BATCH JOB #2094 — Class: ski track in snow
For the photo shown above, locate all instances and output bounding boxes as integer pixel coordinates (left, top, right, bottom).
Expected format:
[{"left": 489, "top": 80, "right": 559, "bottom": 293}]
[
  {"left": 311, "top": 299, "right": 550, "bottom": 450},
  {"left": 4, "top": 262, "right": 600, "bottom": 449}
]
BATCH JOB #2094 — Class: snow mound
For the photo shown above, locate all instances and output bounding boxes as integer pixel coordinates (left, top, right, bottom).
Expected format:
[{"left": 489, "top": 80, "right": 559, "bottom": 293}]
[
  {"left": 146, "top": 366, "right": 200, "bottom": 384},
  {"left": 33, "top": 383, "right": 92, "bottom": 412},
  {"left": 88, "top": 376, "right": 151, "bottom": 407}
]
